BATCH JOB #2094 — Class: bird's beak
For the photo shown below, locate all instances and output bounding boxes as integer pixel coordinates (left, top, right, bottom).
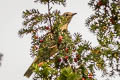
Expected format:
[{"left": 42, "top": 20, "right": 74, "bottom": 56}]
[{"left": 72, "top": 13, "right": 77, "bottom": 16}]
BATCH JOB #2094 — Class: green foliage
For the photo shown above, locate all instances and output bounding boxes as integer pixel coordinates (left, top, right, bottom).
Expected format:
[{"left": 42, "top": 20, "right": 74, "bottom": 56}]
[
  {"left": 57, "top": 67, "right": 80, "bottom": 80},
  {"left": 19, "top": 0, "right": 120, "bottom": 80},
  {"left": 33, "top": 62, "right": 58, "bottom": 80},
  {"left": 86, "top": 0, "right": 120, "bottom": 77}
]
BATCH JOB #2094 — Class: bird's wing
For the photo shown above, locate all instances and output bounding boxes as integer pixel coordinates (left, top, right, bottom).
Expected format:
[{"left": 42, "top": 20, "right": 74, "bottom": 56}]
[{"left": 24, "top": 32, "right": 58, "bottom": 78}]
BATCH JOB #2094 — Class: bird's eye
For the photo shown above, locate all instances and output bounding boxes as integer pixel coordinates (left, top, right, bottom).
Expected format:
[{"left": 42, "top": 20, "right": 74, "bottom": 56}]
[{"left": 65, "top": 14, "right": 69, "bottom": 16}]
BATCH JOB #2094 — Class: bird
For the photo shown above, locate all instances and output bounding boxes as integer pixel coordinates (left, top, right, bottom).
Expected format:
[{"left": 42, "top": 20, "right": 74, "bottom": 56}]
[{"left": 24, "top": 12, "right": 77, "bottom": 78}]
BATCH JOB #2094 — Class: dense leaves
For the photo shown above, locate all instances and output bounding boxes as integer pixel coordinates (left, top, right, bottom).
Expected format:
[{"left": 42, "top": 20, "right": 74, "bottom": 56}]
[
  {"left": 19, "top": 0, "right": 120, "bottom": 80},
  {"left": 86, "top": 0, "right": 120, "bottom": 77}
]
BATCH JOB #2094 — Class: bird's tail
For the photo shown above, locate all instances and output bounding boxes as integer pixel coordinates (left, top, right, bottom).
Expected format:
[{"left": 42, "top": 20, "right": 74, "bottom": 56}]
[
  {"left": 24, "top": 57, "right": 39, "bottom": 78},
  {"left": 24, "top": 65, "right": 33, "bottom": 78},
  {"left": 24, "top": 45, "right": 58, "bottom": 78}
]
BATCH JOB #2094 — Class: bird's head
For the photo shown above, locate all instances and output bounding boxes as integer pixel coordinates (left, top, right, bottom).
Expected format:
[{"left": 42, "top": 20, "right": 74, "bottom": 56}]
[{"left": 62, "top": 12, "right": 77, "bottom": 24}]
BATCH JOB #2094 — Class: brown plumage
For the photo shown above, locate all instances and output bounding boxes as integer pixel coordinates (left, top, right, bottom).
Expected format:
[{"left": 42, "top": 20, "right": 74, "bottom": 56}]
[{"left": 24, "top": 12, "right": 77, "bottom": 78}]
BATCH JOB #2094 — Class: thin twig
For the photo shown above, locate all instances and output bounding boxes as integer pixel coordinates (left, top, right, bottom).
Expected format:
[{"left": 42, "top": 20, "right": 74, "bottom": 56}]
[
  {"left": 47, "top": 0, "right": 53, "bottom": 59},
  {"left": 48, "top": 0, "right": 52, "bottom": 28}
]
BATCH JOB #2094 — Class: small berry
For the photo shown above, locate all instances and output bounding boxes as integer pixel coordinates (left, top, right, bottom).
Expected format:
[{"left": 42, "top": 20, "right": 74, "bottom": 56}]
[
  {"left": 74, "top": 58, "right": 78, "bottom": 62},
  {"left": 58, "top": 36, "right": 63, "bottom": 43},
  {"left": 97, "top": 1, "right": 102, "bottom": 6},
  {"left": 65, "top": 56, "right": 69, "bottom": 60},
  {"left": 58, "top": 58, "right": 61, "bottom": 62},
  {"left": 38, "top": 62, "right": 44, "bottom": 67},
  {"left": 40, "top": 40, "right": 43, "bottom": 43},
  {"left": 65, "top": 48, "right": 69, "bottom": 53},
  {"left": 64, "top": 56, "right": 69, "bottom": 62},
  {"left": 45, "top": 26, "right": 50, "bottom": 30},
  {"left": 88, "top": 73, "right": 93, "bottom": 78},
  {"left": 82, "top": 77, "right": 85, "bottom": 80}
]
